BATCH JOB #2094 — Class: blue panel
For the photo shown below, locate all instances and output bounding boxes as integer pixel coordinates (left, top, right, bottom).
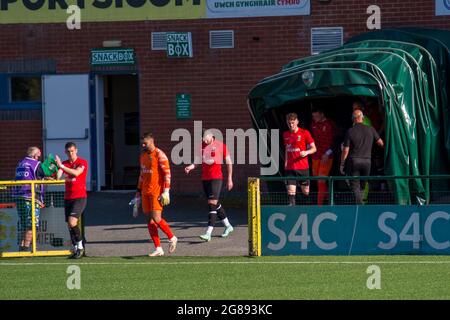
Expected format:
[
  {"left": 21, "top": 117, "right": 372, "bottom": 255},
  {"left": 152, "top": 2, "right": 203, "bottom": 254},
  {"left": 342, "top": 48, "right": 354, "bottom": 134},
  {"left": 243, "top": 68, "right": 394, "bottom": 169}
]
[{"left": 261, "top": 205, "right": 450, "bottom": 255}]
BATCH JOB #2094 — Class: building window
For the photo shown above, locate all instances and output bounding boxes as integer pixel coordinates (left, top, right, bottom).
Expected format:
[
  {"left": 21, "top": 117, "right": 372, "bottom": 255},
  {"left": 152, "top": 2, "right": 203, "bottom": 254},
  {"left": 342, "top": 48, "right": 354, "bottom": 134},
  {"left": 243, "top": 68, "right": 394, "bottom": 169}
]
[
  {"left": 152, "top": 32, "right": 167, "bottom": 51},
  {"left": 210, "top": 30, "right": 234, "bottom": 49},
  {"left": 10, "top": 76, "right": 42, "bottom": 102},
  {"left": 311, "top": 27, "right": 343, "bottom": 55}
]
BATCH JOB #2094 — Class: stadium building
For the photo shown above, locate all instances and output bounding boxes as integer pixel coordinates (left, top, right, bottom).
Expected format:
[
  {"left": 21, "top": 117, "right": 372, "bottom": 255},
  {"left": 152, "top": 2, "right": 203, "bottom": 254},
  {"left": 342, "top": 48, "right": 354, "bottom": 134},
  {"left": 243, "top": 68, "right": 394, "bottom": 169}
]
[{"left": 0, "top": 0, "right": 449, "bottom": 194}]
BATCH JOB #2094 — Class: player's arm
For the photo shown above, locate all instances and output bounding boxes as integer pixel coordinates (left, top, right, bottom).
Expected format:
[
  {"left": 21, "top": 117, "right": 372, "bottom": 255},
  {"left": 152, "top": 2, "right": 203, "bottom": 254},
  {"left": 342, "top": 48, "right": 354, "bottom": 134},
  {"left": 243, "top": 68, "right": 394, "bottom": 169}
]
[
  {"left": 340, "top": 132, "right": 350, "bottom": 175},
  {"left": 136, "top": 157, "right": 143, "bottom": 198},
  {"left": 307, "top": 142, "right": 317, "bottom": 155},
  {"left": 376, "top": 138, "right": 384, "bottom": 148},
  {"left": 373, "top": 128, "right": 384, "bottom": 148},
  {"left": 158, "top": 150, "right": 171, "bottom": 205},
  {"left": 284, "top": 149, "right": 288, "bottom": 168},
  {"left": 225, "top": 154, "right": 233, "bottom": 191},
  {"left": 300, "top": 132, "right": 316, "bottom": 157},
  {"left": 306, "top": 130, "right": 317, "bottom": 156},
  {"left": 322, "top": 123, "right": 334, "bottom": 162},
  {"left": 185, "top": 154, "right": 201, "bottom": 174},
  {"left": 300, "top": 142, "right": 317, "bottom": 158},
  {"left": 55, "top": 155, "right": 84, "bottom": 177}
]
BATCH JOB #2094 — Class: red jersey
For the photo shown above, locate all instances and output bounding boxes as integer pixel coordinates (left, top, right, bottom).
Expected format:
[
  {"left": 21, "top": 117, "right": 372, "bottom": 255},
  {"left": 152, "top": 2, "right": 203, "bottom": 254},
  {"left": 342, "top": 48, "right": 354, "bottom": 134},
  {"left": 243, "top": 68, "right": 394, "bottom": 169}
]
[
  {"left": 310, "top": 119, "right": 334, "bottom": 160},
  {"left": 201, "top": 139, "right": 230, "bottom": 180},
  {"left": 63, "top": 157, "right": 88, "bottom": 200},
  {"left": 283, "top": 128, "right": 314, "bottom": 170}
]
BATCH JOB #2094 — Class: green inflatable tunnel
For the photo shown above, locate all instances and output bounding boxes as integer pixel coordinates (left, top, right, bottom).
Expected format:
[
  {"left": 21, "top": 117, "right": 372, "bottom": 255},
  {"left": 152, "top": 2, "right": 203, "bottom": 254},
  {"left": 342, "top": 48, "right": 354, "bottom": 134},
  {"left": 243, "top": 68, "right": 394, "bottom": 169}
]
[{"left": 248, "top": 28, "right": 450, "bottom": 205}]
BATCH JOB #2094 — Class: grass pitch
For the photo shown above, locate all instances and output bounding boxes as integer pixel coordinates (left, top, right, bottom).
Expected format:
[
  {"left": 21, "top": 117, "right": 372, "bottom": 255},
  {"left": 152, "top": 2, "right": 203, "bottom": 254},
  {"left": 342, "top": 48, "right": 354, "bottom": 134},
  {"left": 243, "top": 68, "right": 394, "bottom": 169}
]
[{"left": 1, "top": 255, "right": 450, "bottom": 300}]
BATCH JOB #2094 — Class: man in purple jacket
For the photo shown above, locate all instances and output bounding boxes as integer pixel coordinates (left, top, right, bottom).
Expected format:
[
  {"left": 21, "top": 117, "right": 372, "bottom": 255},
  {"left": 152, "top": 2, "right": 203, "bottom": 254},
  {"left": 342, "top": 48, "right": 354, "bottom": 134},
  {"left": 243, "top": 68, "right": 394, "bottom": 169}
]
[{"left": 13, "top": 147, "right": 46, "bottom": 252}]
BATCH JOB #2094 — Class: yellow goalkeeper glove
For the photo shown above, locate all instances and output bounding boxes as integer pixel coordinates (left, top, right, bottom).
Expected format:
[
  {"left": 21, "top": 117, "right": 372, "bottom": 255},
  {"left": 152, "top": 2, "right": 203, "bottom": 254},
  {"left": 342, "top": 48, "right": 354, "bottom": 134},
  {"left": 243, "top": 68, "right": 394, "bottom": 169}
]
[{"left": 159, "top": 189, "right": 170, "bottom": 206}]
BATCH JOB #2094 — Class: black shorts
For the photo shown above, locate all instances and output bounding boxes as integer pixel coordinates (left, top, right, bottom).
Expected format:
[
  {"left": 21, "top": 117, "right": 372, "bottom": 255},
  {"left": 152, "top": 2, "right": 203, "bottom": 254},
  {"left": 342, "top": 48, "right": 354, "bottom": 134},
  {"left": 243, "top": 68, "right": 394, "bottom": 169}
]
[
  {"left": 64, "top": 198, "right": 87, "bottom": 221},
  {"left": 202, "top": 180, "right": 222, "bottom": 201},
  {"left": 285, "top": 170, "right": 310, "bottom": 187}
]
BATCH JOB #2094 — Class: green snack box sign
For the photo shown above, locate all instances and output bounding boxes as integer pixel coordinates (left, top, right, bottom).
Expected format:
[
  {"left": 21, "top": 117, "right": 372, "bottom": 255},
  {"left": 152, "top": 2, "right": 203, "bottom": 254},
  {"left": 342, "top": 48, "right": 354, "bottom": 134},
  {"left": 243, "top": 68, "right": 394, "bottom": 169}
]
[
  {"left": 91, "top": 48, "right": 135, "bottom": 66},
  {"left": 167, "top": 32, "right": 193, "bottom": 58},
  {"left": 176, "top": 93, "right": 191, "bottom": 119}
]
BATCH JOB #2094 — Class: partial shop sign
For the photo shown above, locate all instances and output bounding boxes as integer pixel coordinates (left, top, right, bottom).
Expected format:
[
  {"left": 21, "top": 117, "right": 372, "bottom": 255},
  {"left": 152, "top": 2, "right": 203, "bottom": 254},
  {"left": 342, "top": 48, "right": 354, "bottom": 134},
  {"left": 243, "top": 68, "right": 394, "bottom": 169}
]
[
  {"left": 0, "top": 0, "right": 203, "bottom": 24},
  {"left": 91, "top": 48, "right": 136, "bottom": 66},
  {"left": 0, "top": 0, "right": 310, "bottom": 23},
  {"left": 206, "top": 0, "right": 311, "bottom": 18},
  {"left": 436, "top": 0, "right": 450, "bottom": 15}
]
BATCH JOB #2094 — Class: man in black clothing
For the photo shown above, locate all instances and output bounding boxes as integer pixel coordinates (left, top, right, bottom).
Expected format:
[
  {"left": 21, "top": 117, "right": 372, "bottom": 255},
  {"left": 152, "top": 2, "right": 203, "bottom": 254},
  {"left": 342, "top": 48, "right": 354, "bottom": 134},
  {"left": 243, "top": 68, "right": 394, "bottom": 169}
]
[{"left": 340, "top": 109, "right": 384, "bottom": 204}]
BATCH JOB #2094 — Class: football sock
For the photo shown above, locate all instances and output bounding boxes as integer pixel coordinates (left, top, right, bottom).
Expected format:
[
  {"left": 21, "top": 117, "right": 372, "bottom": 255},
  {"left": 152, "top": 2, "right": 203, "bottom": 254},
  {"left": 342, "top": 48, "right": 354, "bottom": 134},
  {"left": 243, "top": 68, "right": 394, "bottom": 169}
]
[
  {"left": 206, "top": 226, "right": 214, "bottom": 235},
  {"left": 208, "top": 212, "right": 217, "bottom": 227},
  {"left": 221, "top": 218, "right": 231, "bottom": 228},
  {"left": 208, "top": 203, "right": 217, "bottom": 226},
  {"left": 69, "top": 226, "right": 82, "bottom": 245},
  {"left": 147, "top": 221, "right": 161, "bottom": 248},
  {"left": 156, "top": 219, "right": 174, "bottom": 240},
  {"left": 216, "top": 204, "right": 227, "bottom": 220},
  {"left": 77, "top": 241, "right": 84, "bottom": 250},
  {"left": 68, "top": 227, "right": 77, "bottom": 246},
  {"left": 289, "top": 194, "right": 296, "bottom": 205}
]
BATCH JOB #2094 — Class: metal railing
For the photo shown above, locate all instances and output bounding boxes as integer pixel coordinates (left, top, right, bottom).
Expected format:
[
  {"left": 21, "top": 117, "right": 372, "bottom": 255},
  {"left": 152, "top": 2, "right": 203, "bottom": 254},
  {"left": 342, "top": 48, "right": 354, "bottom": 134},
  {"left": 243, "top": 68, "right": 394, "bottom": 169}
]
[
  {"left": 258, "top": 175, "right": 450, "bottom": 206},
  {"left": 0, "top": 180, "right": 72, "bottom": 258}
]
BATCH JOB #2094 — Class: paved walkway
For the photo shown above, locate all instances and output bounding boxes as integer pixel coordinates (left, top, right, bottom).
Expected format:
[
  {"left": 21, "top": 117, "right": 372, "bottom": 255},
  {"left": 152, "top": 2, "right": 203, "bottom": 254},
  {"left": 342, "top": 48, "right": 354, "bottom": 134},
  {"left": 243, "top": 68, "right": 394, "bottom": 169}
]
[{"left": 84, "top": 192, "right": 248, "bottom": 257}]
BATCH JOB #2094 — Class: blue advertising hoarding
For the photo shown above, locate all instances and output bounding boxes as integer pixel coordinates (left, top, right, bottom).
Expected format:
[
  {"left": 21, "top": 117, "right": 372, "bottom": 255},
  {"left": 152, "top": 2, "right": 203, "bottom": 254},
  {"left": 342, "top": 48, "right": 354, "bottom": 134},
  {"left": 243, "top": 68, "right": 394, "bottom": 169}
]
[{"left": 261, "top": 205, "right": 450, "bottom": 255}]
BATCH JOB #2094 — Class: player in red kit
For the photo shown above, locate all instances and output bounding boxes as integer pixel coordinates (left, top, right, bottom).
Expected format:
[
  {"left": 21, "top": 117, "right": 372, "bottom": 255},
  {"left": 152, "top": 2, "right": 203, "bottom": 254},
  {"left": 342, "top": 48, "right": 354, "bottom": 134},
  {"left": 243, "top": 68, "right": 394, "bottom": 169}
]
[
  {"left": 55, "top": 142, "right": 88, "bottom": 259},
  {"left": 185, "top": 130, "right": 234, "bottom": 242},
  {"left": 283, "top": 113, "right": 317, "bottom": 206},
  {"left": 311, "top": 109, "right": 335, "bottom": 205}
]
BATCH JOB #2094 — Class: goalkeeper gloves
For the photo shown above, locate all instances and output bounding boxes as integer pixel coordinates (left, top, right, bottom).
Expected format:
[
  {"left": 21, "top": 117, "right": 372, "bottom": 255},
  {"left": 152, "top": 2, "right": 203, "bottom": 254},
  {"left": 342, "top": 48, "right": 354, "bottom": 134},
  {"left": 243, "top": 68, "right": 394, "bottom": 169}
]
[
  {"left": 159, "top": 189, "right": 170, "bottom": 206},
  {"left": 129, "top": 196, "right": 141, "bottom": 218}
]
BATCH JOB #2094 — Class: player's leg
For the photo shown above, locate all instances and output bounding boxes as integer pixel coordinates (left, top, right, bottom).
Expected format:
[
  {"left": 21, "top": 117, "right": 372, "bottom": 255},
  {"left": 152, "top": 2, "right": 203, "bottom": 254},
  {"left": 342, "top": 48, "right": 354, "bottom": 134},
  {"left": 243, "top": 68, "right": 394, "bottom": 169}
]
[
  {"left": 200, "top": 180, "right": 217, "bottom": 241},
  {"left": 348, "top": 160, "right": 363, "bottom": 205},
  {"left": 66, "top": 198, "right": 87, "bottom": 259},
  {"left": 142, "top": 195, "right": 163, "bottom": 256},
  {"left": 300, "top": 170, "right": 310, "bottom": 197},
  {"left": 285, "top": 170, "right": 297, "bottom": 206},
  {"left": 211, "top": 180, "right": 233, "bottom": 238},
  {"left": 151, "top": 199, "right": 177, "bottom": 254},
  {"left": 317, "top": 159, "right": 333, "bottom": 205},
  {"left": 311, "top": 159, "right": 321, "bottom": 205},
  {"left": 360, "top": 160, "right": 371, "bottom": 205},
  {"left": 65, "top": 200, "right": 77, "bottom": 257}
]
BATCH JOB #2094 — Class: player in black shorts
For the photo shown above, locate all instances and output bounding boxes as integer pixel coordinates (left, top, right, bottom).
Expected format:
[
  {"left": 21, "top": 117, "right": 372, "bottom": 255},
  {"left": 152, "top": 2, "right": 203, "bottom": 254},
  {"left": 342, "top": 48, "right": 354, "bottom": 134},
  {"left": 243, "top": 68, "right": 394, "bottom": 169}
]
[
  {"left": 185, "top": 130, "right": 234, "bottom": 242},
  {"left": 56, "top": 142, "right": 88, "bottom": 259},
  {"left": 283, "top": 113, "right": 317, "bottom": 206}
]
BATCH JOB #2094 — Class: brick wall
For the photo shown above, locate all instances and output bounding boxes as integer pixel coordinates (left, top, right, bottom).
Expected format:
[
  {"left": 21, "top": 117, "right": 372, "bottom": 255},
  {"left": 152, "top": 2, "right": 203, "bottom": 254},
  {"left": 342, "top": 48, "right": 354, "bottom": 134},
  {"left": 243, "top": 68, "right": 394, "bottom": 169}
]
[
  {"left": 0, "top": 0, "right": 448, "bottom": 193},
  {"left": 0, "top": 121, "right": 42, "bottom": 179}
]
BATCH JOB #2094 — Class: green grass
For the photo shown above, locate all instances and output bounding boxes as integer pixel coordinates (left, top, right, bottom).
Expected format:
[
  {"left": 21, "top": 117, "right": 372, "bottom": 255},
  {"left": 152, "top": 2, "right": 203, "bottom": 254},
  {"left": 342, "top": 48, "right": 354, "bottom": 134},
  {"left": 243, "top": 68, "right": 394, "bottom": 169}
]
[{"left": 1, "top": 255, "right": 450, "bottom": 299}]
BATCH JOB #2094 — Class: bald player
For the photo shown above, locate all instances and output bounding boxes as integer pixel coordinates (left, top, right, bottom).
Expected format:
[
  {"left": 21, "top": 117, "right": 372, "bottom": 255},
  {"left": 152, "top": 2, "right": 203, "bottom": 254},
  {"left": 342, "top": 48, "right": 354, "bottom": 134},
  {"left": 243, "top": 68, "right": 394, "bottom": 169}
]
[{"left": 340, "top": 109, "right": 384, "bottom": 204}]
